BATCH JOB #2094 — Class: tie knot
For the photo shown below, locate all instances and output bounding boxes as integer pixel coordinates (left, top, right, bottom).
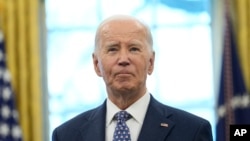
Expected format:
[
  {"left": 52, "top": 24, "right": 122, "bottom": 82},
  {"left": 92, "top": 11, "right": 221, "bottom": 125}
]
[{"left": 114, "top": 111, "right": 131, "bottom": 121}]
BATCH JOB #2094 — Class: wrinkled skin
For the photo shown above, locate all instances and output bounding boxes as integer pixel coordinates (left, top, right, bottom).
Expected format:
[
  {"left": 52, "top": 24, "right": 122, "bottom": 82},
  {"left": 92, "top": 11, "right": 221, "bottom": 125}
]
[{"left": 93, "top": 16, "right": 155, "bottom": 109}]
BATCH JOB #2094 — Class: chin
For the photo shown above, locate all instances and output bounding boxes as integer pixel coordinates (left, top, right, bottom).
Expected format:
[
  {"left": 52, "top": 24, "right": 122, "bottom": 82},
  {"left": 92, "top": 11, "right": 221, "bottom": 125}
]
[{"left": 113, "top": 85, "right": 135, "bottom": 93}]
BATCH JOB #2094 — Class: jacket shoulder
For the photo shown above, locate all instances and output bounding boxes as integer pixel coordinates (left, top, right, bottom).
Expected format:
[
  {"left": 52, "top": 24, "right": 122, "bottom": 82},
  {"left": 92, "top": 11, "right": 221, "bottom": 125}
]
[
  {"left": 52, "top": 103, "right": 106, "bottom": 141},
  {"left": 151, "top": 96, "right": 209, "bottom": 124},
  {"left": 150, "top": 97, "right": 212, "bottom": 140}
]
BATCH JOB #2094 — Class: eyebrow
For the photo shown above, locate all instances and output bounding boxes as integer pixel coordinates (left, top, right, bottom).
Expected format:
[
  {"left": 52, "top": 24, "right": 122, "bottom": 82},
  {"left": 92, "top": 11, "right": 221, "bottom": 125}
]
[
  {"left": 104, "top": 41, "right": 120, "bottom": 47},
  {"left": 128, "top": 40, "right": 143, "bottom": 46}
]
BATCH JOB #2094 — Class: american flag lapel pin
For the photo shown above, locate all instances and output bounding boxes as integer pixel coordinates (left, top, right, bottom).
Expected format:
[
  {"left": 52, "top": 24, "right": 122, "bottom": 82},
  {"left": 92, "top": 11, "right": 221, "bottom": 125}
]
[{"left": 160, "top": 123, "right": 168, "bottom": 127}]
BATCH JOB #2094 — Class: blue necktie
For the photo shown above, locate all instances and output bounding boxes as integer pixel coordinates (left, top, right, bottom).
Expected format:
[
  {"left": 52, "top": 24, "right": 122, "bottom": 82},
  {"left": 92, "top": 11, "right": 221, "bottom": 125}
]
[{"left": 113, "top": 111, "right": 132, "bottom": 141}]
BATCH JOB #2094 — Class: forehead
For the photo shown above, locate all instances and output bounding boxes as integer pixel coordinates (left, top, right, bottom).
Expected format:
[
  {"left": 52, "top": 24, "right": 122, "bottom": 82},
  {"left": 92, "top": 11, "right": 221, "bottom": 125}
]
[{"left": 99, "top": 19, "right": 147, "bottom": 39}]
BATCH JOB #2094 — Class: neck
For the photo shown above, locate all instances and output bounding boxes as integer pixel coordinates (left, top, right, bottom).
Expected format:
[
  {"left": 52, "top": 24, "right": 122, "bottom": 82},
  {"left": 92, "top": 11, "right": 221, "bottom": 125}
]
[{"left": 108, "top": 87, "right": 146, "bottom": 110}]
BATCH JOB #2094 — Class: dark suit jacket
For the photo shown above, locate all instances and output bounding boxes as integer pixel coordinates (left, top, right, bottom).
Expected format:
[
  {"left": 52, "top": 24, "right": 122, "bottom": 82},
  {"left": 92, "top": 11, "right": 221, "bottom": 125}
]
[{"left": 52, "top": 95, "right": 213, "bottom": 141}]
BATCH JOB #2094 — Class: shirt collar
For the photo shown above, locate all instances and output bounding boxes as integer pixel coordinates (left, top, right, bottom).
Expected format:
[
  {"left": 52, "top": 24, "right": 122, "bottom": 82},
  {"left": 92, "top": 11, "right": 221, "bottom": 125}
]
[{"left": 106, "top": 90, "right": 150, "bottom": 127}]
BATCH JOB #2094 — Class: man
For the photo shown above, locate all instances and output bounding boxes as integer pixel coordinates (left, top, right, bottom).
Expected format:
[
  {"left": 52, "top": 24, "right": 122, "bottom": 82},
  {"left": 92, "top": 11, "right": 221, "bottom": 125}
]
[{"left": 52, "top": 15, "right": 213, "bottom": 141}]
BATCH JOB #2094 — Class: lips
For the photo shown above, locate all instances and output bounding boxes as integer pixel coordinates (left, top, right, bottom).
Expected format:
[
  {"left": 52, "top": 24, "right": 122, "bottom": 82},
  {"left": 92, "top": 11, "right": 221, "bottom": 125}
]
[{"left": 115, "top": 70, "right": 133, "bottom": 76}]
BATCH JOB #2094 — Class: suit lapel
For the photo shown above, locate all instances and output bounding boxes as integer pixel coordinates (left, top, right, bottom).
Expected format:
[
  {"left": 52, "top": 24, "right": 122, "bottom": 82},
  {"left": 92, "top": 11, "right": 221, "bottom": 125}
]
[
  {"left": 138, "top": 96, "right": 175, "bottom": 141},
  {"left": 79, "top": 101, "right": 107, "bottom": 141},
  {"left": 73, "top": 96, "right": 175, "bottom": 141}
]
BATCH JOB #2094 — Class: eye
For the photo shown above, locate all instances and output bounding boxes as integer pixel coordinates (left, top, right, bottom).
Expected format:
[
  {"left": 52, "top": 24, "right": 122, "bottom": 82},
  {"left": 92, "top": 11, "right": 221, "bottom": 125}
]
[
  {"left": 107, "top": 46, "right": 119, "bottom": 53},
  {"left": 108, "top": 47, "right": 117, "bottom": 52},
  {"left": 130, "top": 47, "right": 140, "bottom": 52}
]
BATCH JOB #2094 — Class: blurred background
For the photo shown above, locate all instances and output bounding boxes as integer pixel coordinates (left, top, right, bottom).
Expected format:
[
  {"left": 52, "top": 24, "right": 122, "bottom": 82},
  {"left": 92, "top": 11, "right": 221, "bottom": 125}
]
[{"left": 0, "top": 0, "right": 250, "bottom": 141}]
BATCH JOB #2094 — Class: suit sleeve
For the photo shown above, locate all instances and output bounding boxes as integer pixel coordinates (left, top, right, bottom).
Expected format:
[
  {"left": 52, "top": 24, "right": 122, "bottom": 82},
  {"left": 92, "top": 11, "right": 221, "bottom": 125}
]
[{"left": 194, "top": 121, "right": 213, "bottom": 141}]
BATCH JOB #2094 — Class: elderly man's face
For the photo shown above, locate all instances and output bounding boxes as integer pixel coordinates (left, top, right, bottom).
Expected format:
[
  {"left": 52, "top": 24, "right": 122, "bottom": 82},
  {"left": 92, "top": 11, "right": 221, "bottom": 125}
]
[{"left": 93, "top": 19, "right": 154, "bottom": 94}]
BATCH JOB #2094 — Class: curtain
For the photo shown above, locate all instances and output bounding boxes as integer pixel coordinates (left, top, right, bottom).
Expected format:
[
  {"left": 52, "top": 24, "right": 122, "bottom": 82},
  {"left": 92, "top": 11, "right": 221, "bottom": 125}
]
[
  {"left": 233, "top": 0, "right": 250, "bottom": 92},
  {"left": 0, "top": 0, "right": 43, "bottom": 141}
]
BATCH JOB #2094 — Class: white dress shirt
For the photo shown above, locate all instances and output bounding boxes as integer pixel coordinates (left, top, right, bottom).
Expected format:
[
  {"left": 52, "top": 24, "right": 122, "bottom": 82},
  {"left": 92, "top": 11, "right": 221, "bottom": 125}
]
[{"left": 105, "top": 91, "right": 150, "bottom": 141}]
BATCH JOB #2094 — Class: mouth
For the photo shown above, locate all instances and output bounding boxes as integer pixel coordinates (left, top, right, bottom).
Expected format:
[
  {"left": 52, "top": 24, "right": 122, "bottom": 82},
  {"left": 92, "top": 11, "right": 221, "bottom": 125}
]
[
  {"left": 115, "top": 71, "right": 133, "bottom": 77},
  {"left": 116, "top": 74, "right": 131, "bottom": 77},
  {"left": 115, "top": 73, "right": 132, "bottom": 83}
]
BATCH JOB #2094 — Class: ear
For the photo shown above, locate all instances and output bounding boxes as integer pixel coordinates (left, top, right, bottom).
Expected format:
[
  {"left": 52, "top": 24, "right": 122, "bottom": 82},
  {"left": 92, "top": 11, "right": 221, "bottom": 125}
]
[
  {"left": 92, "top": 53, "right": 103, "bottom": 77},
  {"left": 148, "top": 51, "right": 155, "bottom": 75}
]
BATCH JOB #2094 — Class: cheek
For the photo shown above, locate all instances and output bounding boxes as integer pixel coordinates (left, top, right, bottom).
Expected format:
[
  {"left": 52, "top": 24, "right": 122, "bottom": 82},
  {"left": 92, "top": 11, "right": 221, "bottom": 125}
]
[
  {"left": 140, "top": 59, "right": 153, "bottom": 75},
  {"left": 134, "top": 60, "right": 148, "bottom": 74},
  {"left": 99, "top": 59, "right": 113, "bottom": 76}
]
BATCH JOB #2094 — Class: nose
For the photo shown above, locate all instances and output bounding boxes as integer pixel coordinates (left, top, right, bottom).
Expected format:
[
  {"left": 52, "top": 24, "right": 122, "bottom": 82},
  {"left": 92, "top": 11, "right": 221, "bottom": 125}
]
[{"left": 118, "top": 49, "right": 130, "bottom": 66}]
